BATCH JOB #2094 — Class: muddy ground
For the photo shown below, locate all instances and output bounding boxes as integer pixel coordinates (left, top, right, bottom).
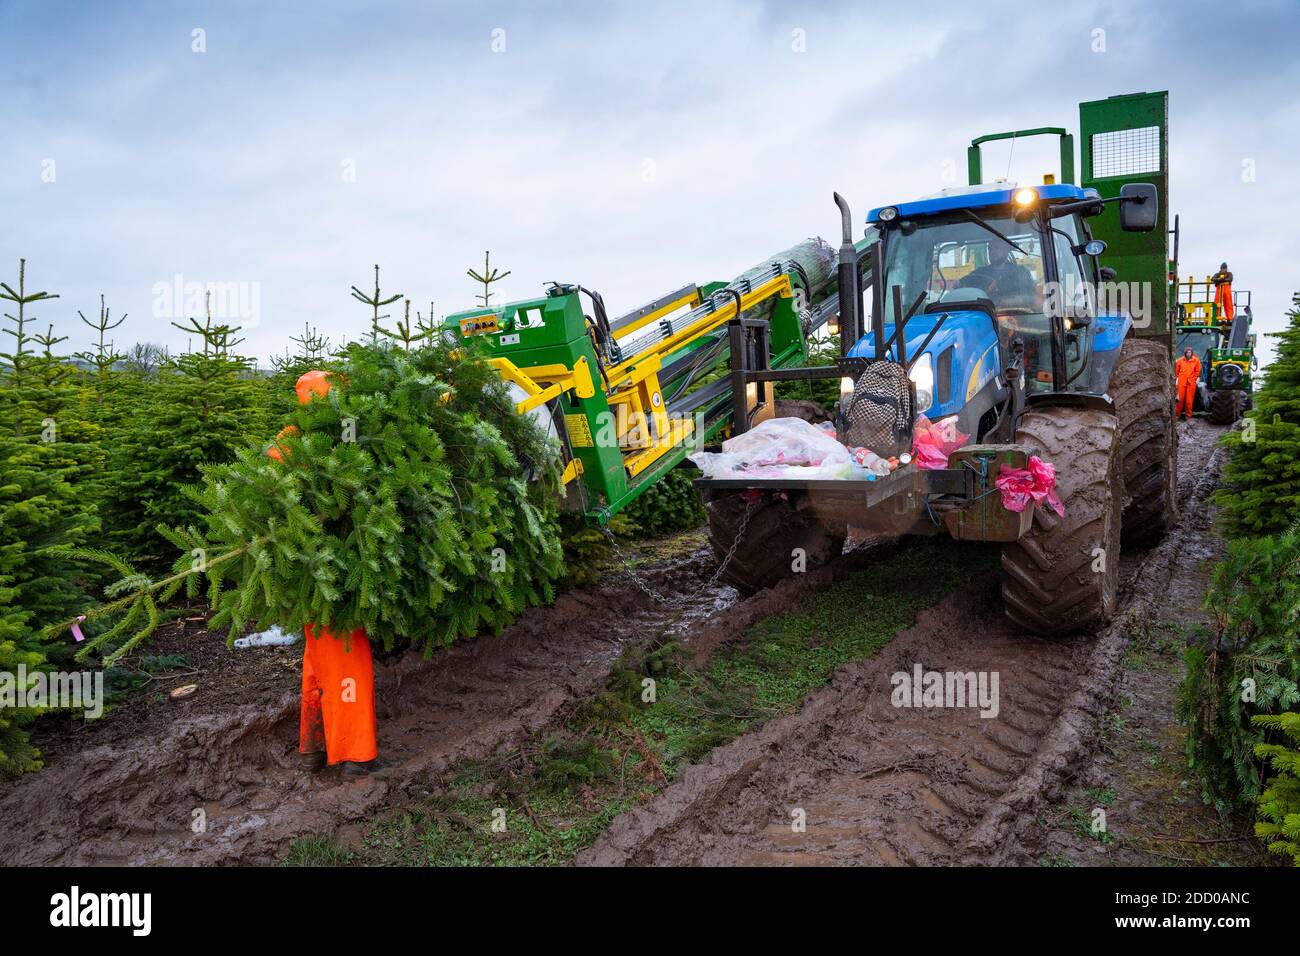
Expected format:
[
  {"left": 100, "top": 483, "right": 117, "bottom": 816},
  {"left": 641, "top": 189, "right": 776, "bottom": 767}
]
[
  {"left": 575, "top": 420, "right": 1254, "bottom": 866},
  {"left": 0, "top": 420, "right": 1254, "bottom": 867},
  {"left": 1024, "top": 418, "right": 1272, "bottom": 867},
  {"left": 0, "top": 529, "right": 885, "bottom": 865}
]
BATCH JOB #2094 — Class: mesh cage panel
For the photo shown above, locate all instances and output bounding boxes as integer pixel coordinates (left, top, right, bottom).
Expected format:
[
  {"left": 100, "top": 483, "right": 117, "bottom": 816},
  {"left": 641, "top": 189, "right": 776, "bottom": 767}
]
[
  {"left": 1089, "top": 126, "right": 1161, "bottom": 178},
  {"left": 843, "top": 362, "right": 912, "bottom": 456}
]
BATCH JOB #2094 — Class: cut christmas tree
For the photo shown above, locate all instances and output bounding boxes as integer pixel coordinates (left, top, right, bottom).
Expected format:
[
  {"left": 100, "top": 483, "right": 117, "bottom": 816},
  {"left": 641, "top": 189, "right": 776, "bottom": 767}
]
[{"left": 145, "top": 340, "right": 567, "bottom": 658}]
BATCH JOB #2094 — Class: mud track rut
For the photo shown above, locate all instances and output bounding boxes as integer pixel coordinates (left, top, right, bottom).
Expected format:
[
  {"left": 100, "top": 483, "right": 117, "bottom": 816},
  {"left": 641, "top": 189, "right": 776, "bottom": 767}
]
[
  {"left": 576, "top": 421, "right": 1226, "bottom": 866},
  {"left": 0, "top": 531, "right": 884, "bottom": 865}
]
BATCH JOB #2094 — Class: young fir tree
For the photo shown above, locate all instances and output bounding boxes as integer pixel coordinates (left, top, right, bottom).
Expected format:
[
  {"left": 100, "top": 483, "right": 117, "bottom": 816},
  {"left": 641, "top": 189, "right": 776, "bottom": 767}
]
[
  {"left": 0, "top": 258, "right": 60, "bottom": 436},
  {"left": 1178, "top": 528, "right": 1300, "bottom": 811},
  {"left": 467, "top": 251, "right": 510, "bottom": 308},
  {"left": 414, "top": 300, "right": 439, "bottom": 342},
  {"left": 350, "top": 265, "right": 402, "bottom": 344},
  {"left": 1217, "top": 293, "right": 1300, "bottom": 537},
  {"left": 74, "top": 295, "right": 127, "bottom": 402},
  {"left": 1252, "top": 712, "right": 1300, "bottom": 865},
  {"left": 0, "top": 262, "right": 98, "bottom": 653},
  {"left": 377, "top": 299, "right": 434, "bottom": 350},
  {"left": 102, "top": 299, "right": 268, "bottom": 566},
  {"left": 0, "top": 577, "right": 45, "bottom": 775}
]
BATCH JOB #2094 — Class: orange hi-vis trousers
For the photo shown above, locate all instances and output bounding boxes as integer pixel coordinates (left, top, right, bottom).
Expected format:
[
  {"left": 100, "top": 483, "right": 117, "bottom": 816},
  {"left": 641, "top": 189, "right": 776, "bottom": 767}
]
[
  {"left": 1176, "top": 376, "right": 1198, "bottom": 419},
  {"left": 299, "top": 623, "right": 377, "bottom": 765},
  {"left": 1214, "top": 282, "right": 1234, "bottom": 321}
]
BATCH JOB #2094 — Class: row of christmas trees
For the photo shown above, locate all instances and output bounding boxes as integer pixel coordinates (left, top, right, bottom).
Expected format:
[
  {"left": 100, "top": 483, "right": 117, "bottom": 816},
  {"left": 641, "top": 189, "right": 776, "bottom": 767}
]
[
  {"left": 1179, "top": 293, "right": 1300, "bottom": 865},
  {"left": 0, "top": 255, "right": 518, "bottom": 774}
]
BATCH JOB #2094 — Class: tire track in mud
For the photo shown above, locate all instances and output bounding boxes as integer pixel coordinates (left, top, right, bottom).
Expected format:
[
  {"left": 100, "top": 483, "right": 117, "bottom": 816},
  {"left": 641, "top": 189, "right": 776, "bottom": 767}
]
[
  {"left": 576, "top": 421, "right": 1227, "bottom": 867},
  {"left": 0, "top": 533, "right": 882, "bottom": 866}
]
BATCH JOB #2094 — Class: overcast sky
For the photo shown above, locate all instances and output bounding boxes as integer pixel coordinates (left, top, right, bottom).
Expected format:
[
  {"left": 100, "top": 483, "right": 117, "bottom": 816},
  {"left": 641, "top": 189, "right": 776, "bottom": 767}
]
[{"left": 2, "top": 0, "right": 1297, "bottom": 368}]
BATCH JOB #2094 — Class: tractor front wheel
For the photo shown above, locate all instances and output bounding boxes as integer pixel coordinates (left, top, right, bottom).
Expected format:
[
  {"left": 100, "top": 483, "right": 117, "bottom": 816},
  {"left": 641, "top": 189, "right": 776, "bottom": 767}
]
[
  {"left": 1208, "top": 388, "right": 1246, "bottom": 425},
  {"left": 706, "top": 492, "right": 845, "bottom": 595},
  {"left": 1000, "top": 406, "right": 1122, "bottom": 636}
]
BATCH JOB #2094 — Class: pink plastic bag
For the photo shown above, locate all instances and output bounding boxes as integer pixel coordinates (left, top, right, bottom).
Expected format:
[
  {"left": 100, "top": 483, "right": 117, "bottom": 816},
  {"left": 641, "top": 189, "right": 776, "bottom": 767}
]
[
  {"left": 911, "top": 415, "right": 969, "bottom": 470},
  {"left": 995, "top": 455, "right": 1064, "bottom": 516}
]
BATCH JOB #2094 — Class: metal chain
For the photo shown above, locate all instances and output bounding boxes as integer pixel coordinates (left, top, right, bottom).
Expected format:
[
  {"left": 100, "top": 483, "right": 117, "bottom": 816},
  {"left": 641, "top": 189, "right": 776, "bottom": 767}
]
[
  {"left": 704, "top": 498, "right": 754, "bottom": 590},
  {"left": 600, "top": 497, "right": 755, "bottom": 602}
]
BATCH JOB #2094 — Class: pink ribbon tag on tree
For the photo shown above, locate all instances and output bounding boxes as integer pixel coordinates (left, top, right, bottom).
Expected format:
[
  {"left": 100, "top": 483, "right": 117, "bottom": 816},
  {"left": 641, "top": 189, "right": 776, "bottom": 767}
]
[{"left": 70, "top": 615, "right": 87, "bottom": 643}]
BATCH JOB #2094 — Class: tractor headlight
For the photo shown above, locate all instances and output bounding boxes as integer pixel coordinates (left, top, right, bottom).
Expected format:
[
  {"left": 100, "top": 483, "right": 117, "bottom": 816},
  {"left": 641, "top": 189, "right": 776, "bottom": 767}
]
[
  {"left": 1013, "top": 187, "right": 1037, "bottom": 207},
  {"left": 878, "top": 206, "right": 899, "bottom": 223},
  {"left": 909, "top": 353, "right": 934, "bottom": 411}
]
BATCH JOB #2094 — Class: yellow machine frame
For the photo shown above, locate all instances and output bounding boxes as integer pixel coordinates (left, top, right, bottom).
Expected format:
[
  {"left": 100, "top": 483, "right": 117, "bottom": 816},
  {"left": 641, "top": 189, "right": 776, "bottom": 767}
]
[{"left": 487, "top": 272, "right": 794, "bottom": 485}]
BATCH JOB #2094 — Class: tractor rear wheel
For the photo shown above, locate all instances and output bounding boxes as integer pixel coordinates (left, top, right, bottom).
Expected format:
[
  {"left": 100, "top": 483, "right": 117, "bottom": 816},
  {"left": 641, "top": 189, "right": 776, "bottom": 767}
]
[
  {"left": 1000, "top": 406, "right": 1122, "bottom": 636},
  {"left": 1110, "top": 338, "right": 1177, "bottom": 547},
  {"left": 1209, "top": 388, "right": 1246, "bottom": 425},
  {"left": 706, "top": 492, "right": 845, "bottom": 595}
]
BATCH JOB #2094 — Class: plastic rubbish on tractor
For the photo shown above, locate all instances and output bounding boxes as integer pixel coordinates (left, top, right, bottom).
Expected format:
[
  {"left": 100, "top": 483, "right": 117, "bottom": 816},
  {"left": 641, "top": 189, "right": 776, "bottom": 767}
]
[
  {"left": 691, "top": 417, "right": 858, "bottom": 480},
  {"left": 691, "top": 413, "right": 971, "bottom": 482},
  {"left": 995, "top": 456, "right": 1065, "bottom": 517}
]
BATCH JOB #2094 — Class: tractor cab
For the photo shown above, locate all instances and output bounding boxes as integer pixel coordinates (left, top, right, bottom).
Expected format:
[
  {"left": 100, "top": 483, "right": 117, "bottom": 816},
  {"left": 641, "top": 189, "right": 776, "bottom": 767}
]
[{"left": 848, "top": 181, "right": 1140, "bottom": 439}]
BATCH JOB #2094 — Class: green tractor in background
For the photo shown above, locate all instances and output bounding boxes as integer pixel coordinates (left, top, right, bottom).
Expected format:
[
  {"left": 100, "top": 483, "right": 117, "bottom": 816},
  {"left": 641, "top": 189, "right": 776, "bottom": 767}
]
[{"left": 1171, "top": 269, "right": 1256, "bottom": 424}]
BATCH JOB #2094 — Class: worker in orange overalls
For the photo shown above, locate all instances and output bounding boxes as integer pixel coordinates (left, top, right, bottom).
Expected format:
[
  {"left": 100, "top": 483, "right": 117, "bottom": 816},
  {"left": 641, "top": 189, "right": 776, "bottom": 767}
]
[
  {"left": 1211, "top": 262, "right": 1234, "bottom": 322},
  {"left": 1174, "top": 346, "right": 1202, "bottom": 421},
  {"left": 269, "top": 370, "right": 380, "bottom": 777}
]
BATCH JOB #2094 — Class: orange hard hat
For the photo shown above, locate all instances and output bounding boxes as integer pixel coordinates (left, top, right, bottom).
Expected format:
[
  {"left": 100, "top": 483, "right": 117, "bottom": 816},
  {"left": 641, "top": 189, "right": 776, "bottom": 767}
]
[{"left": 295, "top": 370, "right": 334, "bottom": 405}]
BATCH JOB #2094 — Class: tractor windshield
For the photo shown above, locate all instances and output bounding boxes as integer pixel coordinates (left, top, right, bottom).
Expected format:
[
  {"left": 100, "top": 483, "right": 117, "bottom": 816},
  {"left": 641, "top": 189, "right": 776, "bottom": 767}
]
[
  {"left": 881, "top": 210, "right": 1045, "bottom": 314},
  {"left": 880, "top": 208, "right": 1085, "bottom": 393}
]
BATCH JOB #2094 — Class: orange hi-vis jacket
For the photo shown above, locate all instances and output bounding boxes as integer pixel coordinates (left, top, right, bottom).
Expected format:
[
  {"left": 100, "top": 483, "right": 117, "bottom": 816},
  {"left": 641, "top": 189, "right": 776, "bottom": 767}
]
[{"left": 1175, "top": 354, "right": 1202, "bottom": 386}]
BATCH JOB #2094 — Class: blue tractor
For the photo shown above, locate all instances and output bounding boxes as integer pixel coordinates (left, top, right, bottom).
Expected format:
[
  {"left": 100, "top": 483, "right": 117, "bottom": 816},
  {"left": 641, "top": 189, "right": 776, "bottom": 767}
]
[{"left": 700, "top": 134, "right": 1175, "bottom": 636}]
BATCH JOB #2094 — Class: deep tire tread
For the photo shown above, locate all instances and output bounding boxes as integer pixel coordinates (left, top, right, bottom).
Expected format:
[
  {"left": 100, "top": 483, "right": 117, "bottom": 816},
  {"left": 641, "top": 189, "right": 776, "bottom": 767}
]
[
  {"left": 706, "top": 494, "right": 844, "bottom": 595},
  {"left": 999, "top": 407, "right": 1122, "bottom": 636},
  {"left": 1111, "top": 338, "right": 1177, "bottom": 546}
]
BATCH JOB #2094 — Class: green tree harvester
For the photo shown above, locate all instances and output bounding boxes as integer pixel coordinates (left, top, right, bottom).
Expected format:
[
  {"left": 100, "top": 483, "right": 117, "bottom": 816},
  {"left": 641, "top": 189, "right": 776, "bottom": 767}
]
[{"left": 1171, "top": 265, "right": 1257, "bottom": 424}]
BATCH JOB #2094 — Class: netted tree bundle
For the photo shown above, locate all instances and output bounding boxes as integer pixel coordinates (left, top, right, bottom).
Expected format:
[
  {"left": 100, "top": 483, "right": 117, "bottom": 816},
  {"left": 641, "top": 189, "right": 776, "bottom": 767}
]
[
  {"left": 168, "top": 341, "right": 564, "bottom": 656},
  {"left": 731, "top": 237, "right": 837, "bottom": 321}
]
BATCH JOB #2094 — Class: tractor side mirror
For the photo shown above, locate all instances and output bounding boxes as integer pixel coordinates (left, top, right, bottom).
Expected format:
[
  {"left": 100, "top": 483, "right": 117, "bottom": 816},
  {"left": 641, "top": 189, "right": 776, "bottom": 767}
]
[{"left": 1119, "top": 183, "right": 1158, "bottom": 232}]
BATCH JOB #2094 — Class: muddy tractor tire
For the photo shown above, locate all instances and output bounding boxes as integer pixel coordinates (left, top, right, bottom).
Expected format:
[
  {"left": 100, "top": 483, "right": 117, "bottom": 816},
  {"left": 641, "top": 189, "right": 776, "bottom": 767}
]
[
  {"left": 706, "top": 492, "right": 845, "bottom": 596},
  {"left": 1208, "top": 388, "right": 1246, "bottom": 425},
  {"left": 1110, "top": 338, "right": 1178, "bottom": 546},
  {"left": 1000, "top": 406, "right": 1122, "bottom": 636}
]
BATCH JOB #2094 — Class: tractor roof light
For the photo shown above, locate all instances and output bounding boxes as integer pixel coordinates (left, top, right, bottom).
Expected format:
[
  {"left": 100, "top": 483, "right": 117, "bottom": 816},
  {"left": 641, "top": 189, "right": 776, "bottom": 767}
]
[
  {"left": 1013, "top": 187, "right": 1037, "bottom": 208},
  {"left": 878, "top": 206, "right": 899, "bottom": 222}
]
